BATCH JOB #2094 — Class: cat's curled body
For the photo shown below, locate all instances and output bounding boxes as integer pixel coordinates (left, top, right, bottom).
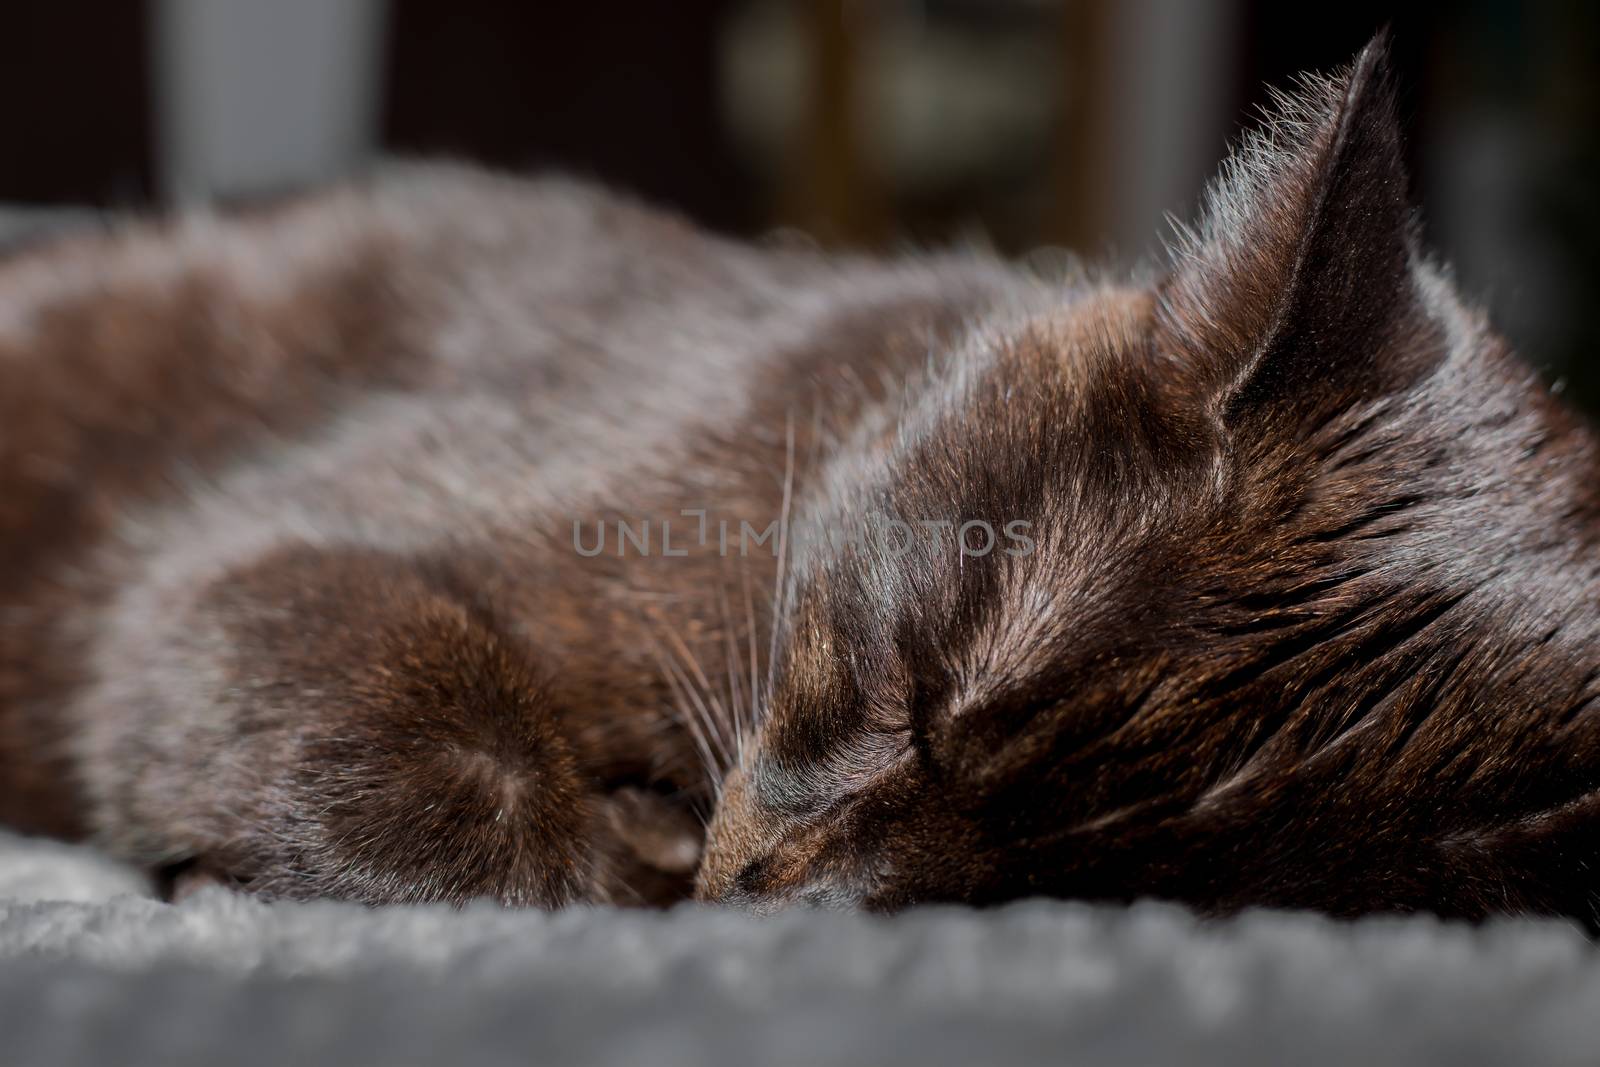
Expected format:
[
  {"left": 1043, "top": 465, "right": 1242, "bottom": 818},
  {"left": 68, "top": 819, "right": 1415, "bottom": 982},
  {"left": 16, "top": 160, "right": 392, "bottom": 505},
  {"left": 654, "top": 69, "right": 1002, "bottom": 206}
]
[
  {"left": 4, "top": 39, "right": 1600, "bottom": 922},
  {"left": 0, "top": 161, "right": 981, "bottom": 905}
]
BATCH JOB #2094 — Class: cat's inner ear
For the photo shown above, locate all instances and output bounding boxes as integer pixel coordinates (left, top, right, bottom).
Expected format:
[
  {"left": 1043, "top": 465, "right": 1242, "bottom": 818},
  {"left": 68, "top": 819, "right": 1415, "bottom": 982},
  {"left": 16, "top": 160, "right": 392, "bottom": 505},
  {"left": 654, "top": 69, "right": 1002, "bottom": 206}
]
[{"left": 1158, "top": 33, "right": 1436, "bottom": 429}]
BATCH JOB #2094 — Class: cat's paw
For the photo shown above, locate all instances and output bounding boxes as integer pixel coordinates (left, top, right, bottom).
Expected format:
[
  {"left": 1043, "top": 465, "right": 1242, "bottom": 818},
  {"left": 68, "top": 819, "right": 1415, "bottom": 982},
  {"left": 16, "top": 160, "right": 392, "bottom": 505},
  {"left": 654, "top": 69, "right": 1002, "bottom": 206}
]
[{"left": 590, "top": 786, "right": 704, "bottom": 906}]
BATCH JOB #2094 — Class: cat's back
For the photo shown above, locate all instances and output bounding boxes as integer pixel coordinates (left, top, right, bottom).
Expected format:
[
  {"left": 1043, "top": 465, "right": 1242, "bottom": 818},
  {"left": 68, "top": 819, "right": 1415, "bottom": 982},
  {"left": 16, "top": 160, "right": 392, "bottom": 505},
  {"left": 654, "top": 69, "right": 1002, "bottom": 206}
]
[
  {"left": 0, "top": 164, "right": 805, "bottom": 401},
  {"left": 0, "top": 166, "right": 801, "bottom": 543},
  {"left": 0, "top": 163, "right": 1008, "bottom": 509}
]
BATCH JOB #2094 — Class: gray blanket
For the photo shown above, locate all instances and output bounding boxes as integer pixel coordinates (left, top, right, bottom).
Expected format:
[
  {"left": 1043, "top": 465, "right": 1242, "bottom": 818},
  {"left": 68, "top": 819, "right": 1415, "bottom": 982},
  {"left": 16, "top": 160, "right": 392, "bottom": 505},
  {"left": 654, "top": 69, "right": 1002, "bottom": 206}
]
[{"left": 1, "top": 829, "right": 1596, "bottom": 1067}]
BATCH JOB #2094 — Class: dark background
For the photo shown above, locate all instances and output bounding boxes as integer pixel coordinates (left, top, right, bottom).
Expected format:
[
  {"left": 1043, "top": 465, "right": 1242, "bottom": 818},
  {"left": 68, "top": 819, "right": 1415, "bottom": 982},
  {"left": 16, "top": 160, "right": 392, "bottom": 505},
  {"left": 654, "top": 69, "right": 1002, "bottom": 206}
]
[{"left": 2, "top": 1, "right": 1596, "bottom": 415}]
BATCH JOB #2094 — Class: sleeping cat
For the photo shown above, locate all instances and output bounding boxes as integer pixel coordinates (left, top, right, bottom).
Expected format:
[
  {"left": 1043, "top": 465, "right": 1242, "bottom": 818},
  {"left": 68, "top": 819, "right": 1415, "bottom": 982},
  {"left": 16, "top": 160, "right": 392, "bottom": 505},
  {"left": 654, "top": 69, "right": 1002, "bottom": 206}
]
[{"left": 2, "top": 37, "right": 1598, "bottom": 921}]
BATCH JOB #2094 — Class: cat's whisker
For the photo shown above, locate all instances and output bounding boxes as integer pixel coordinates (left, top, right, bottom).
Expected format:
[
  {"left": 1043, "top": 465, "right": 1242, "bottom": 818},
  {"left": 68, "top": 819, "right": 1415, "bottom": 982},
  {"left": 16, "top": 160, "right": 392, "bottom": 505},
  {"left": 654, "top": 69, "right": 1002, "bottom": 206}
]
[
  {"left": 741, "top": 561, "right": 762, "bottom": 749},
  {"left": 766, "top": 410, "right": 796, "bottom": 702},
  {"left": 648, "top": 615, "right": 735, "bottom": 777},
  {"left": 659, "top": 623, "right": 737, "bottom": 772},
  {"left": 642, "top": 628, "right": 723, "bottom": 792},
  {"left": 714, "top": 580, "right": 747, "bottom": 769}
]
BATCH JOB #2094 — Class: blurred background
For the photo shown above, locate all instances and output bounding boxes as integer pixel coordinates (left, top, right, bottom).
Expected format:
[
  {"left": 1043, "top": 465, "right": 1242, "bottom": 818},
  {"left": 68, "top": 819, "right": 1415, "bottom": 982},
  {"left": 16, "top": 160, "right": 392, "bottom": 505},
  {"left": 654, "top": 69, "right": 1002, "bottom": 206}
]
[{"left": 1, "top": 1, "right": 1596, "bottom": 414}]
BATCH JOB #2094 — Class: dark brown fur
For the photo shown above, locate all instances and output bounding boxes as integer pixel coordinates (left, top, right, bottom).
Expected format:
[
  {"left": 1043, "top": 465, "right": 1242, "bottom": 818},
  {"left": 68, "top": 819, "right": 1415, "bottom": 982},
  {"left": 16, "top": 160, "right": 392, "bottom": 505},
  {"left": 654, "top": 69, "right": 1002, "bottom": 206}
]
[{"left": 3, "top": 38, "right": 1599, "bottom": 922}]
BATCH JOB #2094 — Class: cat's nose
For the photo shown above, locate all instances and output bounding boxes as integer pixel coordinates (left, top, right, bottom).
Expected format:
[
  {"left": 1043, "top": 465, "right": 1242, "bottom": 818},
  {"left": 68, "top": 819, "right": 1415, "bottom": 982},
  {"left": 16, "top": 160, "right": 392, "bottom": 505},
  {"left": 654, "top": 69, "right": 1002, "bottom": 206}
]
[
  {"left": 693, "top": 770, "right": 871, "bottom": 911},
  {"left": 788, "top": 879, "right": 866, "bottom": 910},
  {"left": 707, "top": 873, "right": 864, "bottom": 914},
  {"left": 704, "top": 852, "right": 867, "bottom": 913},
  {"left": 695, "top": 853, "right": 783, "bottom": 911}
]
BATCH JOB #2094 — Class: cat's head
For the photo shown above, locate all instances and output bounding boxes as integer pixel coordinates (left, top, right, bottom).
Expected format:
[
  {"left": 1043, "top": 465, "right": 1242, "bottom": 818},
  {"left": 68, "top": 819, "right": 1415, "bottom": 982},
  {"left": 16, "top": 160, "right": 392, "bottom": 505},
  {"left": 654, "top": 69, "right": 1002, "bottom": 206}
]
[{"left": 695, "top": 37, "right": 1600, "bottom": 917}]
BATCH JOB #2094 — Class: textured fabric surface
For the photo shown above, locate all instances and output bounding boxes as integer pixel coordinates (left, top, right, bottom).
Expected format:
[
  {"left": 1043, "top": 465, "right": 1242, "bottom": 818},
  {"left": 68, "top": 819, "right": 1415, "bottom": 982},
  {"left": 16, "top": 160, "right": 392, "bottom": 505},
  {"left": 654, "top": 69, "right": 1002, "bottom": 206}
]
[{"left": 1, "top": 829, "right": 1596, "bottom": 1066}]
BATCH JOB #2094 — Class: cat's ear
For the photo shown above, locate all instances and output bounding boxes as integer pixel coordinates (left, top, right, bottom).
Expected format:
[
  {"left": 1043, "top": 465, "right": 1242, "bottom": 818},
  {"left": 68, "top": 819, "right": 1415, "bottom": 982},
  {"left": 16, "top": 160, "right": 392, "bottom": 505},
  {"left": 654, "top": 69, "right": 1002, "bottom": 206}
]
[{"left": 1159, "top": 33, "right": 1432, "bottom": 429}]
